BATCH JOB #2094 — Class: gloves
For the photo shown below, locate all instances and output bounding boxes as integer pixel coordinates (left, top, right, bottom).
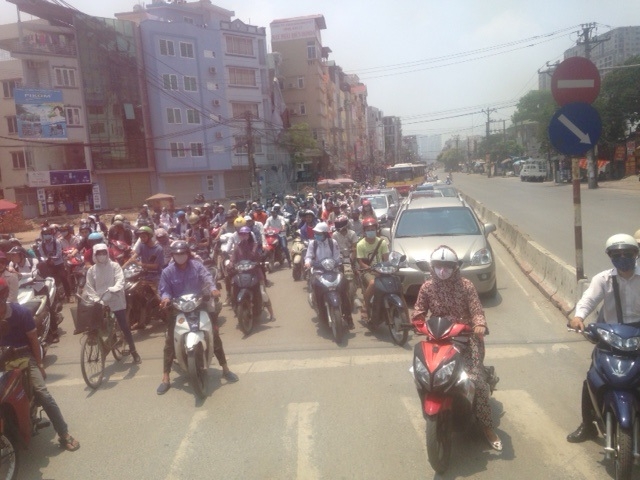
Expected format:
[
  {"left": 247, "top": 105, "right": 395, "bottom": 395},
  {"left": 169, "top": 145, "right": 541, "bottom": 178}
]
[{"left": 107, "top": 286, "right": 119, "bottom": 293}]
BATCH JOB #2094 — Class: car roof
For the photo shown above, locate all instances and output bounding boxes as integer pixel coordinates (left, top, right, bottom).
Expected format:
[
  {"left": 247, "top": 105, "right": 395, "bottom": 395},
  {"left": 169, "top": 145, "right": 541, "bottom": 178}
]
[{"left": 403, "top": 197, "right": 465, "bottom": 210}]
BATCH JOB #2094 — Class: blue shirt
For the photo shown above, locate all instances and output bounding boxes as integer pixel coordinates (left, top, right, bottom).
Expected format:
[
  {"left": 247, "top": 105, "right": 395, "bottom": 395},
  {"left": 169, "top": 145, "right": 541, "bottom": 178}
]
[
  {"left": 159, "top": 259, "right": 216, "bottom": 301},
  {"left": 134, "top": 242, "right": 165, "bottom": 281},
  {"left": 0, "top": 303, "right": 36, "bottom": 349}
]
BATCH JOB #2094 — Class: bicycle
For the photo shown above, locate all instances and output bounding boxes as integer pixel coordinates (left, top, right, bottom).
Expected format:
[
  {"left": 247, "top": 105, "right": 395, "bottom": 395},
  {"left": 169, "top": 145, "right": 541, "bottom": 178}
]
[{"left": 72, "top": 294, "right": 128, "bottom": 389}]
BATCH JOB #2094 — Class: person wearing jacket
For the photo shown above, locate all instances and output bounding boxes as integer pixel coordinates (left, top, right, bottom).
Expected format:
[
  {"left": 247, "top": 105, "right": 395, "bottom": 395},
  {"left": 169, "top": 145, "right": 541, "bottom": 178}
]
[{"left": 84, "top": 244, "right": 141, "bottom": 364}]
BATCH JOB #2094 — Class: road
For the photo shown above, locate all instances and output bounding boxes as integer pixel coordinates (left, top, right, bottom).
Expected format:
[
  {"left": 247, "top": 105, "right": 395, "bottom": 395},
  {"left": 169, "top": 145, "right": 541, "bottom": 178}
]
[
  {"left": 451, "top": 172, "right": 640, "bottom": 279},
  {"left": 17, "top": 237, "right": 623, "bottom": 480}
]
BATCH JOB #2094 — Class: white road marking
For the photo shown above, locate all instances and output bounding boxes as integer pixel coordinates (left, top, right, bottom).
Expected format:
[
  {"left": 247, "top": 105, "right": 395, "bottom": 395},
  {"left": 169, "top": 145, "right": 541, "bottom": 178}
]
[
  {"left": 165, "top": 410, "right": 208, "bottom": 480},
  {"left": 285, "top": 402, "right": 320, "bottom": 480},
  {"left": 401, "top": 396, "right": 426, "bottom": 455}
]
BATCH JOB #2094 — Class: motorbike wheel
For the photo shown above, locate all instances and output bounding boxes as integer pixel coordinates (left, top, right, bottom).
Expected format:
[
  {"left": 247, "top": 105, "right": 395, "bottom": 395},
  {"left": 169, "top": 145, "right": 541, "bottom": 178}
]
[
  {"left": 387, "top": 307, "right": 409, "bottom": 346},
  {"left": 425, "top": 412, "right": 452, "bottom": 474},
  {"left": 269, "top": 254, "right": 275, "bottom": 273},
  {"left": 110, "top": 322, "right": 127, "bottom": 361},
  {"left": 292, "top": 263, "right": 302, "bottom": 281},
  {"left": 238, "top": 301, "right": 254, "bottom": 335},
  {"left": 80, "top": 333, "right": 105, "bottom": 389},
  {"left": 614, "top": 423, "right": 633, "bottom": 480},
  {"left": 187, "top": 344, "right": 207, "bottom": 399},
  {"left": 327, "top": 305, "right": 343, "bottom": 344},
  {"left": 0, "top": 429, "right": 18, "bottom": 480}
]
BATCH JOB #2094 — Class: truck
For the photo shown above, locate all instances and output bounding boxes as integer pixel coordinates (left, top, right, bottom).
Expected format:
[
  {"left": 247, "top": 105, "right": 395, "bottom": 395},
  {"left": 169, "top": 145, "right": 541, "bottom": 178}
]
[{"left": 519, "top": 159, "right": 547, "bottom": 182}]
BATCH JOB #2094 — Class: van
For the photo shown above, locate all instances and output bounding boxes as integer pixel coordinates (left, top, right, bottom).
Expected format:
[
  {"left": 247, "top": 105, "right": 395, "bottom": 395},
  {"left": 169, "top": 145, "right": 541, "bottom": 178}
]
[{"left": 519, "top": 159, "right": 547, "bottom": 182}]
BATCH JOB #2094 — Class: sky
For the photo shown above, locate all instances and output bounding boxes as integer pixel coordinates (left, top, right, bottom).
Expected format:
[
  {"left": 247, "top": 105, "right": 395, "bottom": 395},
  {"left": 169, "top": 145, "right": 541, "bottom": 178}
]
[{"left": 1, "top": 0, "right": 639, "bottom": 145}]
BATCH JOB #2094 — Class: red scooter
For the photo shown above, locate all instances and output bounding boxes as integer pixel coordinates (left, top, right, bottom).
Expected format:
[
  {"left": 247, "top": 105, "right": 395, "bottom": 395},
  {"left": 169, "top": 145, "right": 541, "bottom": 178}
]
[
  {"left": 64, "top": 247, "right": 86, "bottom": 295},
  {"left": 263, "top": 227, "right": 286, "bottom": 272},
  {"left": 411, "top": 316, "right": 498, "bottom": 473}
]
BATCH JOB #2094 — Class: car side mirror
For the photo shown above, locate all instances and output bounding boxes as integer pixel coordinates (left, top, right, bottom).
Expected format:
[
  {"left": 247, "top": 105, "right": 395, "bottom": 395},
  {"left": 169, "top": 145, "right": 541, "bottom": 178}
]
[{"left": 484, "top": 223, "right": 496, "bottom": 235}]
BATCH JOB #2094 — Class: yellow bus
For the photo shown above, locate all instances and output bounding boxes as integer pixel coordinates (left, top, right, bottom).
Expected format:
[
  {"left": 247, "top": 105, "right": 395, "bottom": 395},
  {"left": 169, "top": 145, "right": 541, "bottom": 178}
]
[{"left": 385, "top": 163, "right": 426, "bottom": 196}]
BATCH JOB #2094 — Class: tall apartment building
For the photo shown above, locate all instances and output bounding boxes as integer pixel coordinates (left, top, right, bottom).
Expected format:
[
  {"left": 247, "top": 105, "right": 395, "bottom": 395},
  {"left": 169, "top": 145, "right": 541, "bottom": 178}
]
[
  {"left": 383, "top": 116, "right": 402, "bottom": 165},
  {"left": 367, "top": 106, "right": 385, "bottom": 166}
]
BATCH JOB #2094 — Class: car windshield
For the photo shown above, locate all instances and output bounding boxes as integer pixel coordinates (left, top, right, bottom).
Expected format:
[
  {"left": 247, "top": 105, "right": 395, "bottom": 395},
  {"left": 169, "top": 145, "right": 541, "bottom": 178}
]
[
  {"left": 363, "top": 196, "right": 388, "bottom": 209},
  {"left": 433, "top": 186, "right": 458, "bottom": 197},
  {"left": 395, "top": 207, "right": 481, "bottom": 237}
]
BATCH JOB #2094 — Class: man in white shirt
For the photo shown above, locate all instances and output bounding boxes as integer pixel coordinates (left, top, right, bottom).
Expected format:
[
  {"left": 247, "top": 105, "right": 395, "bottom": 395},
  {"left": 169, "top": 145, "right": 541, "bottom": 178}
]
[
  {"left": 264, "top": 204, "right": 291, "bottom": 267},
  {"left": 567, "top": 233, "right": 640, "bottom": 443}
]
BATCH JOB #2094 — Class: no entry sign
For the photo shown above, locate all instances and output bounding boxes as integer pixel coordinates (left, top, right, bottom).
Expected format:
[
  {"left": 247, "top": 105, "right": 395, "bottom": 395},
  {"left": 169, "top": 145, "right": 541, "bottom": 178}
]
[{"left": 551, "top": 57, "right": 601, "bottom": 106}]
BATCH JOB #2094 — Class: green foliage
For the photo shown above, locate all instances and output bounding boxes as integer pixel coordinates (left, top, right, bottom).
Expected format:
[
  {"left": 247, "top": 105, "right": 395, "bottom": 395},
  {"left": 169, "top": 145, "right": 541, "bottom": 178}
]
[
  {"left": 278, "top": 123, "right": 318, "bottom": 164},
  {"left": 511, "top": 89, "right": 556, "bottom": 153},
  {"left": 477, "top": 135, "right": 524, "bottom": 162},
  {"left": 437, "top": 148, "right": 465, "bottom": 172}
]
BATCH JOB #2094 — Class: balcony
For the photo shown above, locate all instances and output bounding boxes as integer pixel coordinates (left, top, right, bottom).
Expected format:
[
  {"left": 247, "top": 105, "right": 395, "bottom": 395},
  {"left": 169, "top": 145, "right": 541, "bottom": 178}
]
[{"left": 0, "top": 39, "right": 77, "bottom": 58}]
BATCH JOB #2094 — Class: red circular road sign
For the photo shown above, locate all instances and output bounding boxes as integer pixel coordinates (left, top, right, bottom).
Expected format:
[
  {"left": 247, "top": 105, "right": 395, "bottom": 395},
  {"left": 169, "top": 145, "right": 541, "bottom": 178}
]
[{"left": 551, "top": 57, "right": 601, "bottom": 106}]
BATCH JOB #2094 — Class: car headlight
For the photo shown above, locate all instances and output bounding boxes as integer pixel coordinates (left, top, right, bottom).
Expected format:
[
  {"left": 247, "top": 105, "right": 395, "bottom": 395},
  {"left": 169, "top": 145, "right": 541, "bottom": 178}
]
[
  {"left": 597, "top": 328, "right": 640, "bottom": 351},
  {"left": 413, "top": 357, "right": 430, "bottom": 386},
  {"left": 433, "top": 360, "right": 456, "bottom": 387},
  {"left": 471, "top": 248, "right": 492, "bottom": 266}
]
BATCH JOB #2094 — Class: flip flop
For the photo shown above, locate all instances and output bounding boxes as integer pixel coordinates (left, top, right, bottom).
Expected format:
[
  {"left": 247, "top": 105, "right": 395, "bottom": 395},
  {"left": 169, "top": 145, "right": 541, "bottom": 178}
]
[{"left": 59, "top": 435, "right": 80, "bottom": 452}]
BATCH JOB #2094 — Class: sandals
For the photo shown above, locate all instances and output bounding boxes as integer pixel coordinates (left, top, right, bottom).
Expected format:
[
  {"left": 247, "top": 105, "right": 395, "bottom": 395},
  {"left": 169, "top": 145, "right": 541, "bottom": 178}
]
[
  {"left": 59, "top": 435, "right": 80, "bottom": 452},
  {"left": 484, "top": 429, "right": 502, "bottom": 451}
]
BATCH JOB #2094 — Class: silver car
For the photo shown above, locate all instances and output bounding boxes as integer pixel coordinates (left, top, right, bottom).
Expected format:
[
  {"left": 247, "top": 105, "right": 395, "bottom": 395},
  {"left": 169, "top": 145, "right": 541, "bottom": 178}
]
[{"left": 383, "top": 197, "right": 497, "bottom": 298}]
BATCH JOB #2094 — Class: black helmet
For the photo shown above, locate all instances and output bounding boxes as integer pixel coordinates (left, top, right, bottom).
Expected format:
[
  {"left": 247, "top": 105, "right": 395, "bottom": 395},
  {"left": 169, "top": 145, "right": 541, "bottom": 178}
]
[
  {"left": 41, "top": 227, "right": 54, "bottom": 237},
  {"left": 334, "top": 215, "right": 349, "bottom": 230},
  {"left": 170, "top": 240, "right": 190, "bottom": 255},
  {"left": 8, "top": 246, "right": 27, "bottom": 257},
  {"left": 0, "top": 240, "right": 11, "bottom": 253}
]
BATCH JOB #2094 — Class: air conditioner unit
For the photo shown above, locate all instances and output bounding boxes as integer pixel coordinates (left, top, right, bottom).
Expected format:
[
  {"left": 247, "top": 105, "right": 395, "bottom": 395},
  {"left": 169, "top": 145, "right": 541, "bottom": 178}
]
[
  {"left": 208, "top": 67, "right": 217, "bottom": 75},
  {"left": 212, "top": 99, "right": 220, "bottom": 107},
  {"left": 215, "top": 131, "right": 223, "bottom": 139}
]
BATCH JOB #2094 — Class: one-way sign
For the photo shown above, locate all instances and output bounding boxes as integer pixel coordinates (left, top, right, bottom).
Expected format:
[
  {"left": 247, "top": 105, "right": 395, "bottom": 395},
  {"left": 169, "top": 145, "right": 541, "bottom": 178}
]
[
  {"left": 548, "top": 102, "right": 602, "bottom": 155},
  {"left": 551, "top": 56, "right": 601, "bottom": 106}
]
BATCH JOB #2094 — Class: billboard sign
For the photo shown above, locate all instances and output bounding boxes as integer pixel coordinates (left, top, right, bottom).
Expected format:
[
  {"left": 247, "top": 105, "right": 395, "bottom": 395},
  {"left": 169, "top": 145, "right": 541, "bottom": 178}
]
[
  {"left": 27, "top": 169, "right": 91, "bottom": 187},
  {"left": 271, "top": 18, "right": 320, "bottom": 43},
  {"left": 14, "top": 88, "right": 67, "bottom": 139}
]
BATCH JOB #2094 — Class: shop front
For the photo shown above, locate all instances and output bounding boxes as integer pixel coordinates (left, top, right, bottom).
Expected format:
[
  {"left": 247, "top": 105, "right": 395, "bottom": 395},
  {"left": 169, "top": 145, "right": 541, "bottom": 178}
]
[{"left": 27, "top": 169, "right": 95, "bottom": 217}]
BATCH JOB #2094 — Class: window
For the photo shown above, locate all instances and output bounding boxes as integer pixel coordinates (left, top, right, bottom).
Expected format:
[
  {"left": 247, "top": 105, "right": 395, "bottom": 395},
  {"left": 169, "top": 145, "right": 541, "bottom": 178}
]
[
  {"left": 2, "top": 79, "right": 21, "bottom": 98},
  {"left": 170, "top": 142, "right": 186, "bottom": 158},
  {"left": 186, "top": 109, "right": 200, "bottom": 124},
  {"left": 25, "top": 150, "right": 34, "bottom": 170},
  {"left": 6, "top": 116, "right": 17, "bottom": 134},
  {"left": 167, "top": 108, "right": 182, "bottom": 124},
  {"left": 163, "top": 74, "right": 179, "bottom": 90},
  {"left": 54, "top": 67, "right": 77, "bottom": 87},
  {"left": 234, "top": 135, "right": 262, "bottom": 154},
  {"left": 228, "top": 67, "right": 256, "bottom": 87},
  {"left": 307, "top": 41, "right": 316, "bottom": 60},
  {"left": 179, "top": 42, "right": 194, "bottom": 59},
  {"left": 159, "top": 39, "right": 175, "bottom": 56},
  {"left": 90, "top": 123, "right": 106, "bottom": 134},
  {"left": 300, "top": 103, "right": 306, "bottom": 115},
  {"left": 297, "top": 77, "right": 305, "bottom": 89},
  {"left": 11, "top": 151, "right": 25, "bottom": 169},
  {"left": 190, "top": 142, "right": 204, "bottom": 157},
  {"left": 231, "top": 102, "right": 259, "bottom": 119},
  {"left": 225, "top": 35, "right": 253, "bottom": 56},
  {"left": 65, "top": 107, "right": 81, "bottom": 125},
  {"left": 206, "top": 174, "right": 216, "bottom": 191},
  {"left": 87, "top": 105, "right": 104, "bottom": 115},
  {"left": 183, "top": 76, "right": 197, "bottom": 92}
]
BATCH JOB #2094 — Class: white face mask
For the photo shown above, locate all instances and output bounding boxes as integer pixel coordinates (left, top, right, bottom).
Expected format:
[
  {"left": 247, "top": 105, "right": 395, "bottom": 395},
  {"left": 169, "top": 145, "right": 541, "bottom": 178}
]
[
  {"left": 174, "top": 254, "right": 189, "bottom": 265},
  {"left": 434, "top": 266, "right": 454, "bottom": 280},
  {"left": 96, "top": 254, "right": 109, "bottom": 264}
]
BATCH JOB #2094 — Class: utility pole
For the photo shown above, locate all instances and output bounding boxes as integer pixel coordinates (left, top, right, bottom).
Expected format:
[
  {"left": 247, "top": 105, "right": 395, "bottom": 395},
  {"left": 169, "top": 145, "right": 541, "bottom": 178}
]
[
  {"left": 482, "top": 107, "right": 496, "bottom": 177},
  {"left": 245, "top": 111, "right": 258, "bottom": 202}
]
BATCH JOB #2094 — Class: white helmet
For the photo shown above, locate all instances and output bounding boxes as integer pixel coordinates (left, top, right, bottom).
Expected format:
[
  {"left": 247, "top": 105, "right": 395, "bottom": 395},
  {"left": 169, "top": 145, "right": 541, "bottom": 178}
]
[
  {"left": 312, "top": 222, "right": 329, "bottom": 234},
  {"left": 634, "top": 229, "right": 640, "bottom": 245},
  {"left": 430, "top": 245, "right": 459, "bottom": 264},
  {"left": 605, "top": 234, "right": 639, "bottom": 254},
  {"left": 272, "top": 203, "right": 281, "bottom": 209}
]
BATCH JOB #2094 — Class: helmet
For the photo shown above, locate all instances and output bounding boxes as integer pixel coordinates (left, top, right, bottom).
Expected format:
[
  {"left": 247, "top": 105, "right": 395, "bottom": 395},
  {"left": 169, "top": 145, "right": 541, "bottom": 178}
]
[
  {"left": 312, "top": 222, "right": 329, "bottom": 234},
  {"left": 7, "top": 238, "right": 21, "bottom": 250},
  {"left": 0, "top": 240, "right": 11, "bottom": 254},
  {"left": 430, "top": 246, "right": 459, "bottom": 265},
  {"left": 79, "top": 222, "right": 91, "bottom": 233},
  {"left": 192, "top": 207, "right": 202, "bottom": 215},
  {"left": 137, "top": 226, "right": 154, "bottom": 236},
  {"left": 113, "top": 214, "right": 125, "bottom": 222},
  {"left": 87, "top": 232, "right": 105, "bottom": 247},
  {"left": 187, "top": 213, "right": 199, "bottom": 225},
  {"left": 203, "top": 203, "right": 211, "bottom": 209},
  {"left": 362, "top": 217, "right": 378, "bottom": 228},
  {"left": 334, "top": 215, "right": 349, "bottom": 230},
  {"left": 272, "top": 203, "right": 281, "bottom": 210},
  {"left": 605, "top": 234, "right": 639, "bottom": 254},
  {"left": 171, "top": 240, "right": 190, "bottom": 255},
  {"left": 155, "top": 228, "right": 168, "bottom": 238},
  {"left": 176, "top": 210, "right": 186, "bottom": 218},
  {"left": 634, "top": 229, "right": 640, "bottom": 245},
  {"left": 234, "top": 217, "right": 247, "bottom": 229},
  {"left": 239, "top": 226, "right": 251, "bottom": 234},
  {"left": 88, "top": 215, "right": 97, "bottom": 222},
  {"left": 304, "top": 210, "right": 316, "bottom": 218},
  {"left": 41, "top": 227, "right": 54, "bottom": 237},
  {"left": 113, "top": 220, "right": 124, "bottom": 228},
  {"left": 243, "top": 215, "right": 253, "bottom": 222},
  {"left": 362, "top": 199, "right": 372, "bottom": 208},
  {"left": 8, "top": 246, "right": 26, "bottom": 257}
]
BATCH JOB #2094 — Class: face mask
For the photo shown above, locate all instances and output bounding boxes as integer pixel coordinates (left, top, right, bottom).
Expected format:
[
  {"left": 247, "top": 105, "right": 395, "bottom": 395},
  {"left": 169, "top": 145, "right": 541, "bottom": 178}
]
[
  {"left": 239, "top": 234, "right": 250, "bottom": 242},
  {"left": 96, "top": 253, "right": 109, "bottom": 264},
  {"left": 365, "top": 231, "right": 376, "bottom": 239},
  {"left": 611, "top": 256, "right": 636, "bottom": 272},
  {"left": 314, "top": 234, "right": 324, "bottom": 242},
  {"left": 42, "top": 235, "right": 53, "bottom": 241},
  {"left": 434, "top": 266, "right": 454, "bottom": 280},
  {"left": 174, "top": 254, "right": 189, "bottom": 265}
]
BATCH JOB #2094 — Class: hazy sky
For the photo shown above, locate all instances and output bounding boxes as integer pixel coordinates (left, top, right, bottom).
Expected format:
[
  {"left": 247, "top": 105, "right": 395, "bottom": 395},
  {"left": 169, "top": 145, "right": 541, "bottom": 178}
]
[{"left": 1, "top": 0, "right": 639, "bottom": 142}]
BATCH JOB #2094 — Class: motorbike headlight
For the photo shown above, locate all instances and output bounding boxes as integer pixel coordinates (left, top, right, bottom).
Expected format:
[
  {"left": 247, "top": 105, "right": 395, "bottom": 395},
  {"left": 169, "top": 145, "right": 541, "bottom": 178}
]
[
  {"left": 470, "top": 248, "right": 492, "bottom": 266},
  {"left": 433, "top": 360, "right": 456, "bottom": 387},
  {"left": 413, "top": 357, "right": 430, "bottom": 386},
  {"left": 597, "top": 328, "right": 640, "bottom": 351},
  {"left": 320, "top": 258, "right": 337, "bottom": 271},
  {"left": 374, "top": 264, "right": 397, "bottom": 274}
]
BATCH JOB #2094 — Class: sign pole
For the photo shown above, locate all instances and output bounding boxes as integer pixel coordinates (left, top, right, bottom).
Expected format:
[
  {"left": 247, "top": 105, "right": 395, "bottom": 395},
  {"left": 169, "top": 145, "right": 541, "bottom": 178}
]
[{"left": 572, "top": 157, "right": 586, "bottom": 280}]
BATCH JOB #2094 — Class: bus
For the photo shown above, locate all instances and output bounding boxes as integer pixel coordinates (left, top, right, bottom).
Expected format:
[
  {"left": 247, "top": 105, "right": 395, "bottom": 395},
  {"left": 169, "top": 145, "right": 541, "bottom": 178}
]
[{"left": 385, "top": 163, "right": 427, "bottom": 196}]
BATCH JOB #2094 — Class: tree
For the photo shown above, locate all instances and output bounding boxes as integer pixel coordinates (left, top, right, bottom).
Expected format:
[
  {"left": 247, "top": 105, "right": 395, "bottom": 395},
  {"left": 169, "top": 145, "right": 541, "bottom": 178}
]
[
  {"left": 437, "top": 148, "right": 465, "bottom": 172},
  {"left": 511, "top": 89, "right": 556, "bottom": 154},
  {"left": 277, "top": 122, "right": 318, "bottom": 165}
]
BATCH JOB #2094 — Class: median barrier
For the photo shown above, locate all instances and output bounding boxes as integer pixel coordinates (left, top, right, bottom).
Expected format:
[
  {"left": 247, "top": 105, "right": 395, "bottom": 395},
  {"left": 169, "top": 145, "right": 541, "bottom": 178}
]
[{"left": 463, "top": 193, "right": 578, "bottom": 316}]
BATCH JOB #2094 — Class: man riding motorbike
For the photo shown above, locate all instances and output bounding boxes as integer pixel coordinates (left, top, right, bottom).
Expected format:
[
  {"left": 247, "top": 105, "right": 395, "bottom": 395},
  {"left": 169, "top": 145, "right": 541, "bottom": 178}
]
[
  {"left": 298, "top": 211, "right": 318, "bottom": 241},
  {"left": 356, "top": 217, "right": 389, "bottom": 323},
  {"left": 264, "top": 204, "right": 292, "bottom": 268},
  {"left": 36, "top": 227, "right": 72, "bottom": 303}
]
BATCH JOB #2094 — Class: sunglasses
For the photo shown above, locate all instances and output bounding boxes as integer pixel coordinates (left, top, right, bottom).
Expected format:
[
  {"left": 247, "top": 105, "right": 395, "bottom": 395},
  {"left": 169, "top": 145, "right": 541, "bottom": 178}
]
[{"left": 610, "top": 252, "right": 637, "bottom": 259}]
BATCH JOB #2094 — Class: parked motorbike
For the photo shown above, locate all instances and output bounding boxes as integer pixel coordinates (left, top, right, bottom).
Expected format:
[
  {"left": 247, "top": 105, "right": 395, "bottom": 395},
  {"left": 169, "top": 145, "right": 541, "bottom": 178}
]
[
  {"left": 172, "top": 293, "right": 215, "bottom": 399},
  {"left": 0, "top": 346, "right": 51, "bottom": 479},
  {"left": 412, "top": 316, "right": 499, "bottom": 473},
  {"left": 289, "top": 235, "right": 308, "bottom": 282},
  {"left": 231, "top": 260, "right": 264, "bottom": 335},
  {"left": 572, "top": 322, "right": 640, "bottom": 480},
  {"left": 362, "top": 251, "right": 410, "bottom": 346},
  {"left": 263, "top": 227, "right": 286, "bottom": 272},
  {"left": 123, "top": 264, "right": 161, "bottom": 329},
  {"left": 308, "top": 258, "right": 346, "bottom": 344}
]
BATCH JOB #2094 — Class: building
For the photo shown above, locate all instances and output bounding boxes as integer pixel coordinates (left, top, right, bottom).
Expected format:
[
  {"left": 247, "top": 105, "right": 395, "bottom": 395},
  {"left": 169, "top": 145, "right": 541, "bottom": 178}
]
[
  {"left": 383, "top": 116, "right": 402, "bottom": 165},
  {"left": 418, "top": 134, "right": 441, "bottom": 163}
]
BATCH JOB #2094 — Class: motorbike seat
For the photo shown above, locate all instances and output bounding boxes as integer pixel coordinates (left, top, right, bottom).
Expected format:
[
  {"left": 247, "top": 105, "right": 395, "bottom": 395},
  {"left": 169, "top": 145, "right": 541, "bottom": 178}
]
[{"left": 23, "top": 300, "right": 41, "bottom": 318}]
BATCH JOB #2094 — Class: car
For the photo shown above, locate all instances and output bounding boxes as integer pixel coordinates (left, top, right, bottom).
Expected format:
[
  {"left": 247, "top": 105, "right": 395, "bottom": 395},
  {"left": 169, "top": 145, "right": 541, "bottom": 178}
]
[
  {"left": 519, "top": 159, "right": 547, "bottom": 182},
  {"left": 382, "top": 197, "right": 497, "bottom": 299},
  {"left": 406, "top": 189, "right": 445, "bottom": 202},
  {"left": 361, "top": 189, "right": 400, "bottom": 226}
]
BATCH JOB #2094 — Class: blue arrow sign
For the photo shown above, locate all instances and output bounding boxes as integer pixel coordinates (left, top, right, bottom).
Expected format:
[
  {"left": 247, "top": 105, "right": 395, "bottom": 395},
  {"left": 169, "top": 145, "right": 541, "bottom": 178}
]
[{"left": 548, "top": 102, "right": 602, "bottom": 155}]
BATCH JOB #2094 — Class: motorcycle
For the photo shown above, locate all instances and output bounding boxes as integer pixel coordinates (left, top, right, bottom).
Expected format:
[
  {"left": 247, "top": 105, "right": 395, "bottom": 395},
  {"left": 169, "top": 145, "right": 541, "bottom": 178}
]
[
  {"left": 289, "top": 235, "right": 308, "bottom": 282},
  {"left": 263, "top": 227, "right": 286, "bottom": 272},
  {"left": 123, "top": 264, "right": 161, "bottom": 329},
  {"left": 0, "top": 345, "right": 51, "bottom": 479},
  {"left": 412, "top": 316, "right": 499, "bottom": 473},
  {"left": 572, "top": 322, "right": 640, "bottom": 480},
  {"left": 231, "top": 260, "right": 264, "bottom": 335},
  {"left": 63, "top": 248, "right": 86, "bottom": 295},
  {"left": 308, "top": 257, "right": 346, "bottom": 344},
  {"left": 362, "top": 251, "right": 410, "bottom": 346},
  {"left": 172, "top": 293, "right": 216, "bottom": 399},
  {"left": 17, "top": 274, "right": 59, "bottom": 354},
  {"left": 283, "top": 211, "right": 296, "bottom": 238},
  {"left": 194, "top": 193, "right": 205, "bottom": 204},
  {"left": 109, "top": 240, "right": 132, "bottom": 266}
]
